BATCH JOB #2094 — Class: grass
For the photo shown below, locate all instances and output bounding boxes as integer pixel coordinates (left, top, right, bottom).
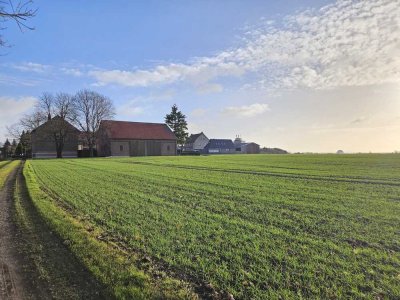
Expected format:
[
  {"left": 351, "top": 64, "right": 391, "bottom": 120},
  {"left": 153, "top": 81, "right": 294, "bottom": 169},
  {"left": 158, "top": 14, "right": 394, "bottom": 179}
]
[
  {"left": 25, "top": 154, "right": 400, "bottom": 299},
  {"left": 0, "top": 160, "right": 20, "bottom": 188}
]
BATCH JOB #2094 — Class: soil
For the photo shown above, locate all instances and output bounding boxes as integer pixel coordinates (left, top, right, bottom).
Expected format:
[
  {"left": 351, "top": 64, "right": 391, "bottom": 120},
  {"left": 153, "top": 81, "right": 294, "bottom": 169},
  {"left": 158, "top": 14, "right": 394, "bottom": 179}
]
[{"left": 0, "top": 163, "right": 110, "bottom": 300}]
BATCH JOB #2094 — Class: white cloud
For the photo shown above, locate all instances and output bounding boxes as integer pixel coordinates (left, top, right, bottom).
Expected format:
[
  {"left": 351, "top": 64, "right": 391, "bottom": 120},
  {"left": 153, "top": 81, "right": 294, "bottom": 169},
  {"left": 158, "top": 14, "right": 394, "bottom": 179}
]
[
  {"left": 222, "top": 103, "right": 270, "bottom": 117},
  {"left": 60, "top": 67, "right": 83, "bottom": 77},
  {"left": 12, "top": 62, "right": 52, "bottom": 73},
  {"left": 89, "top": 61, "right": 244, "bottom": 87},
  {"left": 87, "top": 0, "right": 400, "bottom": 91},
  {"left": 0, "top": 96, "right": 37, "bottom": 141}
]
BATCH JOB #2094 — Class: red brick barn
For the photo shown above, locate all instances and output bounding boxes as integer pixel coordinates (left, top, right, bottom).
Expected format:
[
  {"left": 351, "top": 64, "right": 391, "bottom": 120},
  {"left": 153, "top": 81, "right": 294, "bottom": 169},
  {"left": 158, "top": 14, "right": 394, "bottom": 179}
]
[{"left": 97, "top": 120, "right": 177, "bottom": 157}]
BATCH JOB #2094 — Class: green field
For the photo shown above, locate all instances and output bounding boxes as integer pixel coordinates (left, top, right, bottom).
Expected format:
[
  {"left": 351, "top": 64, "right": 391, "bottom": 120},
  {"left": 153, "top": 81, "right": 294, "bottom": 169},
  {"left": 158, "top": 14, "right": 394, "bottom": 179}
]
[{"left": 25, "top": 154, "right": 400, "bottom": 299}]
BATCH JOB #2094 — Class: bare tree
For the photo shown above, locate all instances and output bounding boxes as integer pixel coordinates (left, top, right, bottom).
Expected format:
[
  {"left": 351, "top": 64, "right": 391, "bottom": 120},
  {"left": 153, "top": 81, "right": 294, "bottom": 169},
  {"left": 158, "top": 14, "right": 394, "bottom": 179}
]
[
  {"left": 20, "top": 110, "right": 46, "bottom": 130},
  {"left": 73, "top": 89, "right": 115, "bottom": 157},
  {"left": 25, "top": 92, "right": 76, "bottom": 158},
  {"left": 0, "top": 1, "right": 36, "bottom": 47}
]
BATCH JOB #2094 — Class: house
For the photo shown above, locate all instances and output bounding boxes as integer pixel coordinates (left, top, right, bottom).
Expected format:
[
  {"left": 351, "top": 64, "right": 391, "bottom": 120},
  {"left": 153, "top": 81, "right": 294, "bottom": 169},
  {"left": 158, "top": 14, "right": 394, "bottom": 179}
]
[
  {"left": 202, "top": 139, "right": 236, "bottom": 154},
  {"left": 97, "top": 120, "right": 177, "bottom": 157},
  {"left": 184, "top": 132, "right": 209, "bottom": 151},
  {"left": 234, "top": 137, "right": 260, "bottom": 154},
  {"left": 31, "top": 116, "right": 80, "bottom": 158}
]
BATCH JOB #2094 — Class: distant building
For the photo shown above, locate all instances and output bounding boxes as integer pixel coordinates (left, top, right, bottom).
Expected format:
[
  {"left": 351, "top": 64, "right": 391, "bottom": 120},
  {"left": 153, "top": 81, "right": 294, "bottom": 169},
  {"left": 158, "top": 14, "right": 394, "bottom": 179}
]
[
  {"left": 184, "top": 132, "right": 209, "bottom": 152},
  {"left": 260, "top": 147, "right": 288, "bottom": 154},
  {"left": 233, "top": 137, "right": 260, "bottom": 154},
  {"left": 240, "top": 142, "right": 260, "bottom": 154},
  {"left": 202, "top": 139, "right": 236, "bottom": 154},
  {"left": 336, "top": 150, "right": 344, "bottom": 154},
  {"left": 31, "top": 116, "right": 80, "bottom": 158},
  {"left": 97, "top": 120, "right": 177, "bottom": 157}
]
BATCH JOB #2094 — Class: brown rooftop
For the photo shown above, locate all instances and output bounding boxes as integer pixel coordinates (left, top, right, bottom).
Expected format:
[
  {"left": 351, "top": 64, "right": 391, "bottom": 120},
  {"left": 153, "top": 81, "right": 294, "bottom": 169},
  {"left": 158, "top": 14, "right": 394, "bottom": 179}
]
[{"left": 101, "top": 120, "right": 177, "bottom": 140}]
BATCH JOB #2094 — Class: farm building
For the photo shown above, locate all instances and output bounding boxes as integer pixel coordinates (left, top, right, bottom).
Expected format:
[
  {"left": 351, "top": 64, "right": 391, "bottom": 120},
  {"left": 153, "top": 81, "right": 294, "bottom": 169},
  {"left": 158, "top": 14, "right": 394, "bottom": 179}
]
[
  {"left": 240, "top": 142, "right": 260, "bottom": 154},
  {"left": 97, "top": 120, "right": 177, "bottom": 157},
  {"left": 31, "top": 116, "right": 80, "bottom": 158},
  {"left": 184, "top": 132, "right": 209, "bottom": 152},
  {"left": 202, "top": 139, "right": 236, "bottom": 154},
  {"left": 234, "top": 137, "right": 260, "bottom": 154}
]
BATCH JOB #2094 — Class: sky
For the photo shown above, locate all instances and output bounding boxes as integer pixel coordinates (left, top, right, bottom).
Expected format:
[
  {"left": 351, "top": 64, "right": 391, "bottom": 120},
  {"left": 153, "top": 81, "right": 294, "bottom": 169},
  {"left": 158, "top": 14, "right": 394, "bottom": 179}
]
[{"left": 0, "top": 0, "right": 399, "bottom": 153}]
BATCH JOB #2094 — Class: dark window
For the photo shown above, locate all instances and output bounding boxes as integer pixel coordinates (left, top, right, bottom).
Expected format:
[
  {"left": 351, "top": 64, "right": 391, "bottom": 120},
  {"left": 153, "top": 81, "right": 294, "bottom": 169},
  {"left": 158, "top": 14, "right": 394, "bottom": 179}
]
[
  {"left": 120, "top": 145, "right": 123, "bottom": 151},
  {"left": 167, "top": 145, "right": 170, "bottom": 151}
]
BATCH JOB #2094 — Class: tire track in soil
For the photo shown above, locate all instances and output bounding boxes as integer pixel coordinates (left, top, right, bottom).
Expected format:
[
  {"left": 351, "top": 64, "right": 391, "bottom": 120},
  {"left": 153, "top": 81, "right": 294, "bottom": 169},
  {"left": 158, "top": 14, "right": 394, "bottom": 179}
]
[
  {"left": 0, "top": 163, "right": 110, "bottom": 299},
  {"left": 0, "top": 163, "right": 46, "bottom": 299}
]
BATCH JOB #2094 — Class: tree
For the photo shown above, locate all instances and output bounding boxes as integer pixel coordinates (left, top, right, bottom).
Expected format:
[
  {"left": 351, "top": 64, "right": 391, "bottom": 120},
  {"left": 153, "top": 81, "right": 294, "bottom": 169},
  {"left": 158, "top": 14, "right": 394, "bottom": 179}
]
[
  {"left": 0, "top": 1, "right": 36, "bottom": 47},
  {"left": 3, "top": 138, "right": 11, "bottom": 158},
  {"left": 23, "top": 92, "right": 76, "bottom": 158},
  {"left": 165, "top": 104, "right": 188, "bottom": 151},
  {"left": 42, "top": 92, "right": 76, "bottom": 158},
  {"left": 72, "top": 89, "right": 115, "bottom": 157}
]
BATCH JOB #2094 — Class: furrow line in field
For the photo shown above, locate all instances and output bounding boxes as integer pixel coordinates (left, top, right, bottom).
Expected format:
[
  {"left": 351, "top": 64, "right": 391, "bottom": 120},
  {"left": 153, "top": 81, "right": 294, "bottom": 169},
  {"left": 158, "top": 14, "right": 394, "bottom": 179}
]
[{"left": 121, "top": 161, "right": 400, "bottom": 186}]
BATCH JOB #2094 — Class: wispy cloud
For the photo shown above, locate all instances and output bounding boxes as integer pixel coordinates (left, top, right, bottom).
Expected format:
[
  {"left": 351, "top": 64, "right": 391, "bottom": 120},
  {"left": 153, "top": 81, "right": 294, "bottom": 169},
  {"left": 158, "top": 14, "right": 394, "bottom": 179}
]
[
  {"left": 116, "top": 89, "right": 176, "bottom": 118},
  {"left": 196, "top": 83, "right": 223, "bottom": 94},
  {"left": 350, "top": 116, "right": 369, "bottom": 124},
  {"left": 222, "top": 103, "right": 269, "bottom": 117},
  {"left": 12, "top": 62, "right": 52, "bottom": 73},
  {"left": 0, "top": 74, "right": 41, "bottom": 86},
  {"left": 88, "top": 61, "right": 244, "bottom": 87},
  {"left": 87, "top": 0, "right": 400, "bottom": 90},
  {"left": 60, "top": 67, "right": 83, "bottom": 77}
]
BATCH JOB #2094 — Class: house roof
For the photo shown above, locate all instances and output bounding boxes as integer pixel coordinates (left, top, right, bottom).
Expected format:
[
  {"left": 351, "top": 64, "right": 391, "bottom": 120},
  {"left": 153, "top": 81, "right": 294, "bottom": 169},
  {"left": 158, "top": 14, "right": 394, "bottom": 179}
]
[
  {"left": 186, "top": 132, "right": 206, "bottom": 144},
  {"left": 101, "top": 120, "right": 177, "bottom": 140},
  {"left": 31, "top": 116, "right": 80, "bottom": 134},
  {"left": 204, "top": 139, "right": 235, "bottom": 149}
]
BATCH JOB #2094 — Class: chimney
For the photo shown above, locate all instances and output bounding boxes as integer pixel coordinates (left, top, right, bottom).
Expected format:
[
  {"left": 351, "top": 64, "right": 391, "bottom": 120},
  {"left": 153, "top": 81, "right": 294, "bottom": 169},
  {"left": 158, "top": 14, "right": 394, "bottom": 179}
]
[{"left": 48, "top": 113, "right": 51, "bottom": 121}]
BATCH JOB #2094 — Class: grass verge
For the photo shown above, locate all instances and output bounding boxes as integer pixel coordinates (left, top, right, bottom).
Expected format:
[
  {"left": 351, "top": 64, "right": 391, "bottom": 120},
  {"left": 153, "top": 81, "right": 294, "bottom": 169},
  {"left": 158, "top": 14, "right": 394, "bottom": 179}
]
[
  {"left": 0, "top": 160, "right": 20, "bottom": 189},
  {"left": 23, "top": 161, "right": 197, "bottom": 299}
]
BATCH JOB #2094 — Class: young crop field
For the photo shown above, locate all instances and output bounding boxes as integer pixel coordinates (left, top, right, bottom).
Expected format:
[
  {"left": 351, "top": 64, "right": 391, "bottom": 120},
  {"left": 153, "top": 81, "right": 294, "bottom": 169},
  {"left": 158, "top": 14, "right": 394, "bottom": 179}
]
[{"left": 25, "top": 154, "right": 400, "bottom": 299}]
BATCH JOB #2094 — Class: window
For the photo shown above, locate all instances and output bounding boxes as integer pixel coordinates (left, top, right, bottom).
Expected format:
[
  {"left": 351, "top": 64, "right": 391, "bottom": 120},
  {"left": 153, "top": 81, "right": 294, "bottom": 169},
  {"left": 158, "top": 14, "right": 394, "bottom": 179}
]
[
  {"left": 120, "top": 145, "right": 123, "bottom": 151},
  {"left": 167, "top": 145, "right": 170, "bottom": 151}
]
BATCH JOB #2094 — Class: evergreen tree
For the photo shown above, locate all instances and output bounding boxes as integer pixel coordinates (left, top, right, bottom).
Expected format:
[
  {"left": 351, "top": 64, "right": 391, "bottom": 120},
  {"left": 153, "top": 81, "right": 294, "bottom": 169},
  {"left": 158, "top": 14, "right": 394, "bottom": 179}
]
[
  {"left": 3, "top": 139, "right": 11, "bottom": 158},
  {"left": 20, "top": 130, "right": 32, "bottom": 158},
  {"left": 11, "top": 139, "right": 17, "bottom": 157},
  {"left": 165, "top": 104, "right": 189, "bottom": 150}
]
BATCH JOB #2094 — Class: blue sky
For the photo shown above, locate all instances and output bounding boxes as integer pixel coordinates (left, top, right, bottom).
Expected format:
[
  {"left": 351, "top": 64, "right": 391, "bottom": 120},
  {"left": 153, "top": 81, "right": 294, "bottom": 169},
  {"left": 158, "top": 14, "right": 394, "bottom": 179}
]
[{"left": 1, "top": 0, "right": 399, "bottom": 152}]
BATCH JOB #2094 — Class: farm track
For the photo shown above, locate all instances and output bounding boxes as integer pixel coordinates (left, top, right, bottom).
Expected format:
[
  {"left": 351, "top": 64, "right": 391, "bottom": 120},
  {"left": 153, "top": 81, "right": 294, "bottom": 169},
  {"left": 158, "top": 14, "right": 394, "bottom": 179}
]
[
  {"left": 0, "top": 162, "right": 49, "bottom": 299},
  {"left": 0, "top": 162, "right": 110, "bottom": 299}
]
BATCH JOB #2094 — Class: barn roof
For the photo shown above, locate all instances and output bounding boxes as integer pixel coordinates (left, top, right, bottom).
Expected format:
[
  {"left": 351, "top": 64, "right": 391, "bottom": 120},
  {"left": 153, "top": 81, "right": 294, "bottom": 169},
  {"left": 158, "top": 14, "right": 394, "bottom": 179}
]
[
  {"left": 204, "top": 139, "right": 235, "bottom": 149},
  {"left": 101, "top": 120, "right": 177, "bottom": 140}
]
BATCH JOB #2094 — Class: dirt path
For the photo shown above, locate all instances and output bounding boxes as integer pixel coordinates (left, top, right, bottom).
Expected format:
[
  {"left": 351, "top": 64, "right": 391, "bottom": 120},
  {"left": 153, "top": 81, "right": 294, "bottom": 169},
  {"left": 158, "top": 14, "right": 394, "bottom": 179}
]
[
  {"left": 0, "top": 163, "right": 46, "bottom": 299},
  {"left": 0, "top": 163, "right": 110, "bottom": 300}
]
